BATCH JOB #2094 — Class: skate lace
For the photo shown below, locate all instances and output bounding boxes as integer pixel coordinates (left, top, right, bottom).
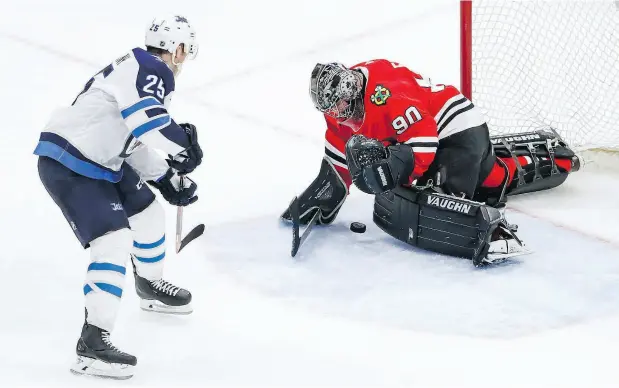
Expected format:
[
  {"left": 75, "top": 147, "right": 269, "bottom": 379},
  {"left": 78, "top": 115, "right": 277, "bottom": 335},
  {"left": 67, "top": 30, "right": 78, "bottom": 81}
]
[
  {"left": 151, "top": 279, "right": 180, "bottom": 296},
  {"left": 101, "top": 331, "right": 122, "bottom": 353}
]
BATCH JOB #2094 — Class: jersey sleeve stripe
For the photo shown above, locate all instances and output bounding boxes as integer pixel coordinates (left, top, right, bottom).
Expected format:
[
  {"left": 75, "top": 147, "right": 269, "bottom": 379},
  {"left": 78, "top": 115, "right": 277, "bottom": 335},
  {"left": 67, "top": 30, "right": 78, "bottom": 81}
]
[
  {"left": 438, "top": 111, "right": 488, "bottom": 140},
  {"left": 325, "top": 147, "right": 346, "bottom": 166},
  {"left": 145, "top": 107, "right": 168, "bottom": 118},
  {"left": 438, "top": 103, "right": 475, "bottom": 134},
  {"left": 132, "top": 114, "right": 171, "bottom": 138},
  {"left": 325, "top": 139, "right": 346, "bottom": 159},
  {"left": 120, "top": 97, "right": 162, "bottom": 119},
  {"left": 411, "top": 146, "right": 438, "bottom": 153},
  {"left": 406, "top": 141, "right": 439, "bottom": 148},
  {"left": 325, "top": 154, "right": 347, "bottom": 170},
  {"left": 404, "top": 136, "right": 438, "bottom": 145},
  {"left": 434, "top": 94, "right": 468, "bottom": 125}
]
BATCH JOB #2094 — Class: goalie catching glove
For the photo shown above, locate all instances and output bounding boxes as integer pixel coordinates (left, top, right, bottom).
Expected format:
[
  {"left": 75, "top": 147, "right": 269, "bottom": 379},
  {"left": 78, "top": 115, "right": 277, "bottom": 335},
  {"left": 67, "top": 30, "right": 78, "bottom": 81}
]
[
  {"left": 281, "top": 158, "right": 348, "bottom": 225},
  {"left": 345, "top": 135, "right": 414, "bottom": 195}
]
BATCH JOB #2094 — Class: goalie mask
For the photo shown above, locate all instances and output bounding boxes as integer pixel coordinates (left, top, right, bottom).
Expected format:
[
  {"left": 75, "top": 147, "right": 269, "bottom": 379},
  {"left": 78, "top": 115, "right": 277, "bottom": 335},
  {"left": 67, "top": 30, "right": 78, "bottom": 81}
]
[{"left": 309, "top": 62, "right": 363, "bottom": 120}]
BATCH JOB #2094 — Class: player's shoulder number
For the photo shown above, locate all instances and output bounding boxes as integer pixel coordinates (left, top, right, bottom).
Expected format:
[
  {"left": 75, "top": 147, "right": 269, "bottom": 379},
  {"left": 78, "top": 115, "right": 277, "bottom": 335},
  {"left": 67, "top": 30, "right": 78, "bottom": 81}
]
[{"left": 142, "top": 74, "right": 165, "bottom": 99}]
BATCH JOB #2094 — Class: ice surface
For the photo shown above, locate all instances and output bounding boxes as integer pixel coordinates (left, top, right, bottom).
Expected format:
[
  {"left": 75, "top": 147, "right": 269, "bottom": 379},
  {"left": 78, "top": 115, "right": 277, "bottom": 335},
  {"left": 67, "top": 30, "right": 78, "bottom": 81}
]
[
  {"left": 2, "top": 0, "right": 619, "bottom": 387},
  {"left": 203, "top": 193, "right": 619, "bottom": 339}
]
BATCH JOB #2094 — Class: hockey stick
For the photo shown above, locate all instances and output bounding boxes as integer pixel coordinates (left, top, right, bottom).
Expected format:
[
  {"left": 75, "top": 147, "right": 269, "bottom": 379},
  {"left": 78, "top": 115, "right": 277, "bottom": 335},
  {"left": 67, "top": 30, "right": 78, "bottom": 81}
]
[
  {"left": 175, "top": 175, "right": 205, "bottom": 253},
  {"left": 289, "top": 196, "right": 321, "bottom": 257},
  {"left": 175, "top": 205, "right": 184, "bottom": 253}
]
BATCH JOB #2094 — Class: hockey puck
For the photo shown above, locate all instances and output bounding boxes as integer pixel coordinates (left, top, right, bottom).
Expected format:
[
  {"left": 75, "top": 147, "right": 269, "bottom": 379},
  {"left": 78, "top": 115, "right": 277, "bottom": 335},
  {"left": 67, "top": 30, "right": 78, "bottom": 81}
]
[{"left": 350, "top": 222, "right": 366, "bottom": 233}]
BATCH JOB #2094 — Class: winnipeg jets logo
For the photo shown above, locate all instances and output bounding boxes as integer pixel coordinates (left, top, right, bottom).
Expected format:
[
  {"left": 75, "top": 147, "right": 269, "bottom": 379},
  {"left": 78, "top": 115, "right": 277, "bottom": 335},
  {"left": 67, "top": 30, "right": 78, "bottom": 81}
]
[
  {"left": 136, "top": 177, "right": 146, "bottom": 190},
  {"left": 120, "top": 136, "right": 143, "bottom": 158},
  {"left": 426, "top": 195, "right": 472, "bottom": 214},
  {"left": 127, "top": 139, "right": 142, "bottom": 153}
]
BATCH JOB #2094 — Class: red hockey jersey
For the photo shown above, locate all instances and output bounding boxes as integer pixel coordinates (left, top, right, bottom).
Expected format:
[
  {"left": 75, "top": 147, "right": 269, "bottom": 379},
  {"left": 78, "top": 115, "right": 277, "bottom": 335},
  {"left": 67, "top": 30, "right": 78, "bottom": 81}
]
[{"left": 323, "top": 59, "right": 486, "bottom": 188}]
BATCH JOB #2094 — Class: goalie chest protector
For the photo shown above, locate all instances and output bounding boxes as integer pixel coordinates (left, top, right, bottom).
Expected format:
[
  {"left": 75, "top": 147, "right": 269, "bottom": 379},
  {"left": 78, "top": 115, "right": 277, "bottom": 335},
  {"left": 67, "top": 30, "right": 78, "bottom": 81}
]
[{"left": 373, "top": 187, "right": 502, "bottom": 261}]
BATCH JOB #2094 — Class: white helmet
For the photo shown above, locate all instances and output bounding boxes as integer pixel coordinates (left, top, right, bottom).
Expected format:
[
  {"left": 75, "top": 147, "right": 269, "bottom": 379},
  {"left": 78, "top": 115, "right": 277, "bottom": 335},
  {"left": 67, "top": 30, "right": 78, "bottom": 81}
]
[{"left": 145, "top": 15, "right": 198, "bottom": 64}]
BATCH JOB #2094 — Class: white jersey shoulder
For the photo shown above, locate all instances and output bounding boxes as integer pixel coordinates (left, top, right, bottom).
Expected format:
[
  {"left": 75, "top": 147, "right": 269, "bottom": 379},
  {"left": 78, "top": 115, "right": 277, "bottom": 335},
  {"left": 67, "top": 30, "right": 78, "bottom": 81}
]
[{"left": 33, "top": 48, "right": 188, "bottom": 182}]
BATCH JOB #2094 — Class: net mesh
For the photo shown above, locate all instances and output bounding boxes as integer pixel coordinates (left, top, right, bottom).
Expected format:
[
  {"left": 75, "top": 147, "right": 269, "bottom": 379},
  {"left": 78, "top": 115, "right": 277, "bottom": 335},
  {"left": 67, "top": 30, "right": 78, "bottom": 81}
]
[{"left": 470, "top": 0, "right": 619, "bottom": 152}]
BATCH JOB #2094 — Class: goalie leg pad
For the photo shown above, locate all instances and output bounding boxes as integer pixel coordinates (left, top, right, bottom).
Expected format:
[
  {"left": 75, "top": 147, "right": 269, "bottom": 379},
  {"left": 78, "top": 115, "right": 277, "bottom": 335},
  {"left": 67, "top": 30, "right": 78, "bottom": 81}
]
[
  {"left": 374, "top": 187, "right": 502, "bottom": 261},
  {"left": 489, "top": 128, "right": 580, "bottom": 197},
  {"left": 281, "top": 157, "right": 348, "bottom": 225}
]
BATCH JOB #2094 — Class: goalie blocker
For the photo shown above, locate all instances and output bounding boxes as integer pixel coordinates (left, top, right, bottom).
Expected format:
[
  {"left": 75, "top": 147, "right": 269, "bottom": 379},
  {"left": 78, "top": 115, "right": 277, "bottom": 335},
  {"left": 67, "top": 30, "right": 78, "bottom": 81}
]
[{"left": 374, "top": 186, "right": 525, "bottom": 265}]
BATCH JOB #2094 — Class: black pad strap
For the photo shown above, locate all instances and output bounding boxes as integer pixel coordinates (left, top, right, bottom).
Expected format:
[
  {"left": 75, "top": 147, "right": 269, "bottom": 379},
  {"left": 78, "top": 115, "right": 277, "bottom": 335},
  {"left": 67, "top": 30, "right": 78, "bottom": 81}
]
[
  {"left": 526, "top": 142, "right": 543, "bottom": 182},
  {"left": 545, "top": 138, "right": 560, "bottom": 175},
  {"left": 501, "top": 138, "right": 526, "bottom": 187}
]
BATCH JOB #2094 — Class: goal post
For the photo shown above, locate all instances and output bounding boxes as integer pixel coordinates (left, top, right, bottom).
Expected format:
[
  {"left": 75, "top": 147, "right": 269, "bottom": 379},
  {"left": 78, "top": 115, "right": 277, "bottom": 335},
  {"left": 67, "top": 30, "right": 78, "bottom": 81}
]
[
  {"left": 460, "top": 0, "right": 473, "bottom": 102},
  {"left": 460, "top": 0, "right": 619, "bottom": 168}
]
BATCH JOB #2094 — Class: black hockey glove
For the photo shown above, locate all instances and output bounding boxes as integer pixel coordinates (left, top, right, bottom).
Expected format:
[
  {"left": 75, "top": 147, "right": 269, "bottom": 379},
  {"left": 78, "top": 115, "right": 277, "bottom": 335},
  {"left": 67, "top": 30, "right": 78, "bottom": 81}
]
[
  {"left": 167, "top": 123, "right": 203, "bottom": 174},
  {"left": 148, "top": 169, "right": 198, "bottom": 207},
  {"left": 345, "top": 135, "right": 414, "bottom": 195}
]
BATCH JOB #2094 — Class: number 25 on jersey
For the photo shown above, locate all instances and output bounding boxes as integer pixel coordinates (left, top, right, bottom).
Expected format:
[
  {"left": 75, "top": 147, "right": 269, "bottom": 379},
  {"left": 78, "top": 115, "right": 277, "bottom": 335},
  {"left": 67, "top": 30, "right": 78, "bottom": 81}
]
[{"left": 143, "top": 75, "right": 165, "bottom": 99}]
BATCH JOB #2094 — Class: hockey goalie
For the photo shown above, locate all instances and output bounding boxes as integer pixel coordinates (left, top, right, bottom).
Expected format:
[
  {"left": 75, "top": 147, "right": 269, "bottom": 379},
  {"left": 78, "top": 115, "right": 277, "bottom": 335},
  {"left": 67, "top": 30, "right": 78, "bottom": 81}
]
[{"left": 282, "top": 59, "right": 581, "bottom": 266}]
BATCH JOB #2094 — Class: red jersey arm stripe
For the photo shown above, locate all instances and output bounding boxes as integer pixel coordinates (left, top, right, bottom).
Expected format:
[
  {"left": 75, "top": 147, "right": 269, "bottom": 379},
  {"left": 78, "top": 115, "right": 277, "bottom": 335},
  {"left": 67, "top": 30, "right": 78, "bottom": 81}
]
[
  {"left": 325, "top": 129, "right": 353, "bottom": 188},
  {"left": 324, "top": 139, "right": 347, "bottom": 169}
]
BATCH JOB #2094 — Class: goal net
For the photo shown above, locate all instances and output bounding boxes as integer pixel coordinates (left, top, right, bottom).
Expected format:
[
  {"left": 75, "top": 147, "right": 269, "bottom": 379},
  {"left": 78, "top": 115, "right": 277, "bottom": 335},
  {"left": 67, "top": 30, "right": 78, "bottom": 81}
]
[{"left": 460, "top": 0, "right": 619, "bottom": 161}]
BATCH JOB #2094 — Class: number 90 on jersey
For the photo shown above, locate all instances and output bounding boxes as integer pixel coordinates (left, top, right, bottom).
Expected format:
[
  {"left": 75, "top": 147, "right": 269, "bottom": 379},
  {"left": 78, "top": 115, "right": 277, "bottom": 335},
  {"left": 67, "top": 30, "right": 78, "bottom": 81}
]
[{"left": 392, "top": 106, "right": 422, "bottom": 135}]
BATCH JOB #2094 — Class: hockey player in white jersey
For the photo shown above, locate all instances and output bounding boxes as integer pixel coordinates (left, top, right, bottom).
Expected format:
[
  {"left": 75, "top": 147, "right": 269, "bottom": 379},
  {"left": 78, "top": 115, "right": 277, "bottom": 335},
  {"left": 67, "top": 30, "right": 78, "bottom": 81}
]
[{"left": 34, "top": 15, "right": 201, "bottom": 379}]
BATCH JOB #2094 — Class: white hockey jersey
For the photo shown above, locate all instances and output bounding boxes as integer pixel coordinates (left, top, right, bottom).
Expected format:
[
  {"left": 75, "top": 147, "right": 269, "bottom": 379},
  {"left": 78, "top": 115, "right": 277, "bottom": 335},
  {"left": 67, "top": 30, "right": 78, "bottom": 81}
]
[{"left": 34, "top": 47, "right": 190, "bottom": 182}]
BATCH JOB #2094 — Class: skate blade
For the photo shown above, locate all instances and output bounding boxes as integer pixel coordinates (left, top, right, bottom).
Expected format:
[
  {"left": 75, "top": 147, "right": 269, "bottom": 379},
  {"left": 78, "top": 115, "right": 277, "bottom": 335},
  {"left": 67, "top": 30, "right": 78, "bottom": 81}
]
[
  {"left": 70, "top": 356, "right": 134, "bottom": 380},
  {"left": 483, "top": 247, "right": 533, "bottom": 265},
  {"left": 140, "top": 299, "right": 193, "bottom": 315}
]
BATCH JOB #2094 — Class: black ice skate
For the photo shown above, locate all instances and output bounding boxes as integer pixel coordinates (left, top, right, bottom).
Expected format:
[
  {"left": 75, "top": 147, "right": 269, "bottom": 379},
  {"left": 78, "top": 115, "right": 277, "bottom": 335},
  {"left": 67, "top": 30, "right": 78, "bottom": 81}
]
[
  {"left": 70, "top": 322, "right": 137, "bottom": 380},
  {"left": 132, "top": 264, "right": 193, "bottom": 314},
  {"left": 477, "top": 220, "right": 532, "bottom": 266}
]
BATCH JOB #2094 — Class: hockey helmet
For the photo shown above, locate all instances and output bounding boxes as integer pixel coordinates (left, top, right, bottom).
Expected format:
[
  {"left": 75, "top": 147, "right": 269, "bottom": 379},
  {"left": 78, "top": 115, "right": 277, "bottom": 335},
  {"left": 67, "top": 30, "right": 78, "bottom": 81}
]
[{"left": 145, "top": 15, "right": 198, "bottom": 62}]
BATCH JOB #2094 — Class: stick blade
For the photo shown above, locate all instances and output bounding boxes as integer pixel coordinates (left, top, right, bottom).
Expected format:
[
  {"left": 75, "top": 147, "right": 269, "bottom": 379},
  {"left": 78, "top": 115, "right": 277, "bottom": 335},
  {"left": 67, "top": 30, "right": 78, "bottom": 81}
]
[
  {"left": 289, "top": 196, "right": 301, "bottom": 257},
  {"left": 178, "top": 224, "right": 205, "bottom": 252}
]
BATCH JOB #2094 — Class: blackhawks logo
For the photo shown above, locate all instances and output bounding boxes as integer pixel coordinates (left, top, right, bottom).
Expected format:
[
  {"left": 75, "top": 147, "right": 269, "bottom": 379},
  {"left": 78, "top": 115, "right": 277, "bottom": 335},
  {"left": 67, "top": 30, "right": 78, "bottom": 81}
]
[{"left": 370, "top": 85, "right": 391, "bottom": 106}]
